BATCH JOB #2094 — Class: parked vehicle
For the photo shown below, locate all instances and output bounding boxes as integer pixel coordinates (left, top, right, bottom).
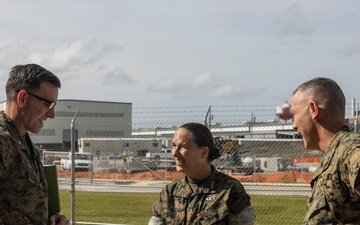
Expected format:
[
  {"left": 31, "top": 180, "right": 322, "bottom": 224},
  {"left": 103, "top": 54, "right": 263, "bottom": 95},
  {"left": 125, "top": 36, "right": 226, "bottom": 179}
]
[
  {"left": 61, "top": 153, "right": 92, "bottom": 171},
  {"left": 288, "top": 157, "right": 321, "bottom": 172},
  {"left": 145, "top": 149, "right": 173, "bottom": 164}
]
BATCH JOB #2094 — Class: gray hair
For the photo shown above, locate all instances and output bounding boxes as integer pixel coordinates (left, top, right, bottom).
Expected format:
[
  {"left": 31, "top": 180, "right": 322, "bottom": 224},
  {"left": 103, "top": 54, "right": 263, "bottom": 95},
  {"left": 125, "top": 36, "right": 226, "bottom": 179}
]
[
  {"left": 5, "top": 64, "right": 61, "bottom": 100},
  {"left": 293, "top": 77, "right": 345, "bottom": 113}
]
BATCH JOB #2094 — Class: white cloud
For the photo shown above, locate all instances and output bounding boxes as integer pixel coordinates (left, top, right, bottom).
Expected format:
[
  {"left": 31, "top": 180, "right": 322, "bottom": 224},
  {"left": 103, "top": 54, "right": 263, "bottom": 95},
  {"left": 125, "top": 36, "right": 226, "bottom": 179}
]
[
  {"left": 102, "top": 67, "right": 134, "bottom": 86},
  {"left": 238, "top": 84, "right": 269, "bottom": 96},
  {"left": 0, "top": 37, "right": 49, "bottom": 81},
  {"left": 147, "top": 72, "right": 270, "bottom": 101},
  {"left": 191, "top": 72, "right": 214, "bottom": 89},
  {"left": 147, "top": 78, "right": 178, "bottom": 93},
  {"left": 209, "top": 83, "right": 269, "bottom": 98},
  {"left": 0, "top": 36, "right": 124, "bottom": 81},
  {"left": 26, "top": 36, "right": 123, "bottom": 71},
  {"left": 148, "top": 72, "right": 217, "bottom": 94},
  {"left": 209, "top": 84, "right": 233, "bottom": 97}
]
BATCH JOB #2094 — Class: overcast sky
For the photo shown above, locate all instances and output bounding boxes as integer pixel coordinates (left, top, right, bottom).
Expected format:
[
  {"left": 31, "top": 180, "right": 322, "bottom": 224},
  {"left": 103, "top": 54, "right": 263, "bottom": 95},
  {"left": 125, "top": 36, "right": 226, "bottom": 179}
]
[{"left": 1, "top": 1, "right": 359, "bottom": 111}]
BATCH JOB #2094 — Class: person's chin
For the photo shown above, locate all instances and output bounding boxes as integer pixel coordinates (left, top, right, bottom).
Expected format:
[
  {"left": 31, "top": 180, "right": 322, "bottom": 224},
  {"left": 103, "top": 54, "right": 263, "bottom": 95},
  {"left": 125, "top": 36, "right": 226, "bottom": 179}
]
[
  {"left": 33, "top": 122, "right": 44, "bottom": 133},
  {"left": 303, "top": 140, "right": 311, "bottom": 149},
  {"left": 176, "top": 165, "right": 184, "bottom": 172},
  {"left": 30, "top": 127, "right": 42, "bottom": 134}
]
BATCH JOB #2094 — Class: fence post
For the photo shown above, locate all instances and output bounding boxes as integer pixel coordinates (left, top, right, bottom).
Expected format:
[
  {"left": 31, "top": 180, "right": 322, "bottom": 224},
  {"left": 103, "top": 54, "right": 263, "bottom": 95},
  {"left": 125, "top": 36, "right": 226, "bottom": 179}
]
[
  {"left": 90, "top": 150, "right": 94, "bottom": 184},
  {"left": 127, "top": 150, "right": 130, "bottom": 180},
  {"left": 354, "top": 103, "right": 359, "bottom": 133},
  {"left": 70, "top": 108, "right": 80, "bottom": 225},
  {"left": 253, "top": 154, "right": 256, "bottom": 183},
  {"left": 113, "top": 156, "right": 116, "bottom": 182},
  {"left": 301, "top": 153, "right": 304, "bottom": 182}
]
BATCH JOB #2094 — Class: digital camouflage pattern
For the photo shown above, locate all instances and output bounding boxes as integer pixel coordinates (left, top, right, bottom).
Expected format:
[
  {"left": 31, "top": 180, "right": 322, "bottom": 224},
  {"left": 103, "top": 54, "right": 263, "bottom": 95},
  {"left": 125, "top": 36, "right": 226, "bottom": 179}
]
[
  {"left": 303, "top": 127, "right": 360, "bottom": 225},
  {"left": 0, "top": 111, "right": 49, "bottom": 225},
  {"left": 149, "top": 167, "right": 255, "bottom": 225}
]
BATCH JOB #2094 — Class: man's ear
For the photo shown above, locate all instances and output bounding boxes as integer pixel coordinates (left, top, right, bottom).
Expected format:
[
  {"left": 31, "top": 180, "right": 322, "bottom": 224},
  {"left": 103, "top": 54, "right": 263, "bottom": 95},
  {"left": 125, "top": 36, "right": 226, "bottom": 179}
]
[
  {"left": 309, "top": 101, "right": 319, "bottom": 119},
  {"left": 16, "top": 90, "right": 27, "bottom": 109}
]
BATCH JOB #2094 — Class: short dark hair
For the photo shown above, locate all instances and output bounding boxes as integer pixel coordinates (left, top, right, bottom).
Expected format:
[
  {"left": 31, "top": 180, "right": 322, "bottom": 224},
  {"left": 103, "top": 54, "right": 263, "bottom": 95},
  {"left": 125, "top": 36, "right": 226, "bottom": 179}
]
[
  {"left": 5, "top": 64, "right": 61, "bottom": 100},
  {"left": 179, "top": 123, "right": 220, "bottom": 161}
]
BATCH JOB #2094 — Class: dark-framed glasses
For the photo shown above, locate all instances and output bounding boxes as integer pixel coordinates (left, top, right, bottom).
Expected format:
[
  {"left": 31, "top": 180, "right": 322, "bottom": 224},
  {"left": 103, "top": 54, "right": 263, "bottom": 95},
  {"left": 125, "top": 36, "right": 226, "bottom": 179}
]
[{"left": 27, "top": 91, "right": 56, "bottom": 110}]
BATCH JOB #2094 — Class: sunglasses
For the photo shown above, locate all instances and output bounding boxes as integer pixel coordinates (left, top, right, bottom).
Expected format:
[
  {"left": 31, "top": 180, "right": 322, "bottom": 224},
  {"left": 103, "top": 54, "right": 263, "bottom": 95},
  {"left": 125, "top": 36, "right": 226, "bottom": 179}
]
[{"left": 26, "top": 91, "right": 56, "bottom": 110}]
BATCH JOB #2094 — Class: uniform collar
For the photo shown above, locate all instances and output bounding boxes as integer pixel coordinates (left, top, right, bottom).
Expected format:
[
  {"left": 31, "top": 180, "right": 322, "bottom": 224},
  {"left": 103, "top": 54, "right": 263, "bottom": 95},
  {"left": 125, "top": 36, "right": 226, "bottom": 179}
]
[
  {"left": 173, "top": 166, "right": 217, "bottom": 197},
  {"left": 0, "top": 111, "right": 25, "bottom": 142},
  {"left": 311, "top": 126, "right": 350, "bottom": 186}
]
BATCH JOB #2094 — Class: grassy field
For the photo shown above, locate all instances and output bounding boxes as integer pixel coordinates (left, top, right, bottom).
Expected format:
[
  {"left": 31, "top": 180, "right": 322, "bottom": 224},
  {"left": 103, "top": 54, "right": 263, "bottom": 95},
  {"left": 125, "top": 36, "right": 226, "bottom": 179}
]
[{"left": 59, "top": 191, "right": 307, "bottom": 225}]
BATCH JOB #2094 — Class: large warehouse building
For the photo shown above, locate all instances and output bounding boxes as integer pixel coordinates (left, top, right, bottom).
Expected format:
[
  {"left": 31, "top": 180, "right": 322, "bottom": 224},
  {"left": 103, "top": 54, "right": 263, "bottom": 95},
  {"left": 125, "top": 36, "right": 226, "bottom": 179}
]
[{"left": 0, "top": 99, "right": 132, "bottom": 151}]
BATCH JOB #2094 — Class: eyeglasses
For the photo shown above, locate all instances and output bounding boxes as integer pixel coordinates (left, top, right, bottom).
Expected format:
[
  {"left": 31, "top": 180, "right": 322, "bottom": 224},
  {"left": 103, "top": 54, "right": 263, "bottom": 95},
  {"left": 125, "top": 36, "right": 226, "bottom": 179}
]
[{"left": 27, "top": 91, "right": 56, "bottom": 110}]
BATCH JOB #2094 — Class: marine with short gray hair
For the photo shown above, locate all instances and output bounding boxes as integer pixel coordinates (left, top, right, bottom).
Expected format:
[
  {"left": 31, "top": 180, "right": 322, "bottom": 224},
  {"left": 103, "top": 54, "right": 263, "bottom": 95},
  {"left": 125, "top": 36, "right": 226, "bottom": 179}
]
[{"left": 291, "top": 77, "right": 360, "bottom": 224}]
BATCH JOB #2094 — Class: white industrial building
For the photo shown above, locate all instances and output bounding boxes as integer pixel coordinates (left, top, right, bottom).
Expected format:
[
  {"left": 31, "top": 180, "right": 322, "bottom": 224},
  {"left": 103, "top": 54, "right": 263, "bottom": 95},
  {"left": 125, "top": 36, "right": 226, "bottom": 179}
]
[{"left": 0, "top": 99, "right": 132, "bottom": 151}]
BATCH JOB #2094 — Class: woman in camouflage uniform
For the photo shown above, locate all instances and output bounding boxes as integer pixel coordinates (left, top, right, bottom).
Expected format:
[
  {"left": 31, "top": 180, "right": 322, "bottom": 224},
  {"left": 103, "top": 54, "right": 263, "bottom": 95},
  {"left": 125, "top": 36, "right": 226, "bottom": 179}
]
[{"left": 149, "top": 123, "right": 256, "bottom": 225}]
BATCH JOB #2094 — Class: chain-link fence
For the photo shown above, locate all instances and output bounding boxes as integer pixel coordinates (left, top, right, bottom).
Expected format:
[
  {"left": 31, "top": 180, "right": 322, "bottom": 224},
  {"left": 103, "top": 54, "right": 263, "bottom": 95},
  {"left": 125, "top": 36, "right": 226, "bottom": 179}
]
[{"left": 37, "top": 103, "right": 359, "bottom": 225}]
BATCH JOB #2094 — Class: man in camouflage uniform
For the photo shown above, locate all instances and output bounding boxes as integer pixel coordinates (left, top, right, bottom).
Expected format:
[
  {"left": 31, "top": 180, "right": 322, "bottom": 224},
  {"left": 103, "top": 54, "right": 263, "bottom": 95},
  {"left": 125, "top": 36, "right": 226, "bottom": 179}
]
[
  {"left": 0, "top": 64, "right": 69, "bottom": 225},
  {"left": 291, "top": 77, "right": 360, "bottom": 224},
  {"left": 148, "top": 123, "right": 256, "bottom": 225}
]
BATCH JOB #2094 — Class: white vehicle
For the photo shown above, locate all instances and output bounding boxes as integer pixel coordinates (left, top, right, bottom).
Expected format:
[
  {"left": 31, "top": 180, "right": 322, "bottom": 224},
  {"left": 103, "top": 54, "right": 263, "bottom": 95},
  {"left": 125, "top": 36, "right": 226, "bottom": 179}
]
[
  {"left": 61, "top": 153, "right": 92, "bottom": 171},
  {"left": 145, "top": 149, "right": 173, "bottom": 162}
]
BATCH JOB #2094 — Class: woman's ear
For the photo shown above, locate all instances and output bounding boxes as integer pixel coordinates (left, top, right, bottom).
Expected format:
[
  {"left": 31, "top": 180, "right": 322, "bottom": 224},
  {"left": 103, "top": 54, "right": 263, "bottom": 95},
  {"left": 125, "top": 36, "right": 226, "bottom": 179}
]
[{"left": 201, "top": 146, "right": 209, "bottom": 159}]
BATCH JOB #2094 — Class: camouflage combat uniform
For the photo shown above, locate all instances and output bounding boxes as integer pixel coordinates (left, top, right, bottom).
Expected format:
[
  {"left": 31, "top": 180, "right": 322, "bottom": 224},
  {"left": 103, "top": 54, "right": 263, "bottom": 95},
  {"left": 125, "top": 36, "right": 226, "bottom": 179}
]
[
  {"left": 149, "top": 166, "right": 256, "bottom": 225},
  {"left": 303, "top": 126, "right": 360, "bottom": 225},
  {"left": 0, "top": 111, "right": 49, "bottom": 225}
]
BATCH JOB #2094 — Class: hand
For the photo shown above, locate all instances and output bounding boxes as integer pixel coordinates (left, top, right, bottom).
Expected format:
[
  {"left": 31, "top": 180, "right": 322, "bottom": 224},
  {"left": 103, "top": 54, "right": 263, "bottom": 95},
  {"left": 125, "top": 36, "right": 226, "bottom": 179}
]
[{"left": 49, "top": 214, "right": 69, "bottom": 225}]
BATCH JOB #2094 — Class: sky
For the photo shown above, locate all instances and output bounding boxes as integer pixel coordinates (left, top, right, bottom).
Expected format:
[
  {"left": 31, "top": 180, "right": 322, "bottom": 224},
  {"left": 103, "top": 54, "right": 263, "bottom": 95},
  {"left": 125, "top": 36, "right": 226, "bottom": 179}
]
[{"left": 0, "top": 1, "right": 360, "bottom": 114}]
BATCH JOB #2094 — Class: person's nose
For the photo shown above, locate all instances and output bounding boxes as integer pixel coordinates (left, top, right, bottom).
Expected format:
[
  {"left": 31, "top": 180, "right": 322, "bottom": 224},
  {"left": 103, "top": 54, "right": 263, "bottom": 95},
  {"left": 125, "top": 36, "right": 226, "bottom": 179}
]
[
  {"left": 292, "top": 121, "right": 297, "bottom": 130},
  {"left": 47, "top": 108, "right": 56, "bottom": 119},
  {"left": 172, "top": 147, "right": 179, "bottom": 157}
]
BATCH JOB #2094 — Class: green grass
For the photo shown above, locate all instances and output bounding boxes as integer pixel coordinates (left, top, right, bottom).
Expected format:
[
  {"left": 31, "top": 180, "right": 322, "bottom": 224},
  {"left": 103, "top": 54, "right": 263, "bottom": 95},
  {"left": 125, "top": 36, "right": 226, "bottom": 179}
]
[
  {"left": 59, "top": 191, "right": 158, "bottom": 224},
  {"left": 59, "top": 191, "right": 307, "bottom": 225},
  {"left": 251, "top": 195, "right": 307, "bottom": 225}
]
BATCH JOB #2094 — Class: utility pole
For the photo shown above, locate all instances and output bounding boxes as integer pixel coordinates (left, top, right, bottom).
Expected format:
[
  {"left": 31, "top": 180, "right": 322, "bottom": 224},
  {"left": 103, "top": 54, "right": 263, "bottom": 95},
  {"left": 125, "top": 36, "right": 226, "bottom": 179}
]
[{"left": 204, "top": 106, "right": 212, "bottom": 129}]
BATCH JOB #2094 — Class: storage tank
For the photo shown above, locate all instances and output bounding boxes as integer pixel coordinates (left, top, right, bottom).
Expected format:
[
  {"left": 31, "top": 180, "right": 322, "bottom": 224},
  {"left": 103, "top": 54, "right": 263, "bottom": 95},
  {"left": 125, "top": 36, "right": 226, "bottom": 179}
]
[{"left": 276, "top": 101, "right": 293, "bottom": 121}]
